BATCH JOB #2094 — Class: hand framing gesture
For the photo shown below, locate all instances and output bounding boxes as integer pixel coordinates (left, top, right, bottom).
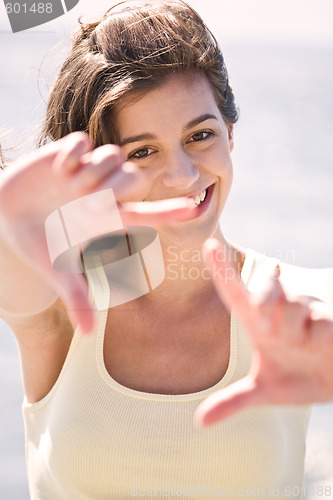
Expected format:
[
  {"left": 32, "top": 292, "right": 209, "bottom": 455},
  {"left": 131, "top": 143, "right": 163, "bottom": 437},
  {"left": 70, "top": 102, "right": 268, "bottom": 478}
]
[
  {"left": 195, "top": 238, "right": 333, "bottom": 426},
  {"left": 0, "top": 132, "right": 196, "bottom": 332}
]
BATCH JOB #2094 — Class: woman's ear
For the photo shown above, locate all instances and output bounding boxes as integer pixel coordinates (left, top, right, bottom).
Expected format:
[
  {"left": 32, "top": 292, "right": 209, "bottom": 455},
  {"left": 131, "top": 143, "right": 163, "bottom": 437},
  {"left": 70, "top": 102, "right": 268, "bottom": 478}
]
[{"left": 228, "top": 124, "right": 234, "bottom": 152}]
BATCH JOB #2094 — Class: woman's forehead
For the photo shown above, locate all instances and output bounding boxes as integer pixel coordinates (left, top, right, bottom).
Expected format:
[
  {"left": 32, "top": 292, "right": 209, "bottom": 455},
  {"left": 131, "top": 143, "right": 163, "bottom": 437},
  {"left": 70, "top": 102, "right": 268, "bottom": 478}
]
[
  {"left": 115, "top": 73, "right": 221, "bottom": 136},
  {"left": 116, "top": 73, "right": 217, "bottom": 117}
]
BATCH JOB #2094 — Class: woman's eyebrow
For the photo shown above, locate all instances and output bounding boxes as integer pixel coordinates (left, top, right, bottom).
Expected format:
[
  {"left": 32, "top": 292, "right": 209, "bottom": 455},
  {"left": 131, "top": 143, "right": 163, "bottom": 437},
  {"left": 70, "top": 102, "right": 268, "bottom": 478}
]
[
  {"left": 184, "top": 113, "right": 218, "bottom": 131},
  {"left": 119, "top": 114, "right": 218, "bottom": 147},
  {"left": 119, "top": 133, "right": 155, "bottom": 147}
]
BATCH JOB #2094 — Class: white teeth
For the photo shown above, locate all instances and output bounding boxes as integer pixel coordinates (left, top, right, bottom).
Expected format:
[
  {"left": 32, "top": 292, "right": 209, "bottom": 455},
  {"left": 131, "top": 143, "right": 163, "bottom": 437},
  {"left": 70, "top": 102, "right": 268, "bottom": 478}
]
[
  {"left": 194, "top": 195, "right": 201, "bottom": 206},
  {"left": 193, "top": 189, "right": 207, "bottom": 206}
]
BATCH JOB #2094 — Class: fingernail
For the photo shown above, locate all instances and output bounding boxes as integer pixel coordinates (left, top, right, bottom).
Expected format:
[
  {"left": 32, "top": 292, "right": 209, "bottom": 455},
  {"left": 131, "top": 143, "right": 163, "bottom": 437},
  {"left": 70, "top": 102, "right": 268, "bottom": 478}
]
[{"left": 122, "top": 162, "right": 138, "bottom": 174}]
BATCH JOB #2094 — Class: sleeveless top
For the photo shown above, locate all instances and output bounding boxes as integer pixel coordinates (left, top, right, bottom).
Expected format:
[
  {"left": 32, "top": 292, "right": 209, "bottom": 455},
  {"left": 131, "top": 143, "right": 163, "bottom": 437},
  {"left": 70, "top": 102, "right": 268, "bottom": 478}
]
[{"left": 22, "top": 250, "right": 310, "bottom": 499}]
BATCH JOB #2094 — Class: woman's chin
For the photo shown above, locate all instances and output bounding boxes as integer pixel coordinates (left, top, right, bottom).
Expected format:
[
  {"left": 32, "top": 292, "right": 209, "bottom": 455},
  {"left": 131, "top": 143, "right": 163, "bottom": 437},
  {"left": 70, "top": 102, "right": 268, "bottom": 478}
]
[
  {"left": 158, "top": 218, "right": 220, "bottom": 250},
  {"left": 156, "top": 186, "right": 225, "bottom": 249}
]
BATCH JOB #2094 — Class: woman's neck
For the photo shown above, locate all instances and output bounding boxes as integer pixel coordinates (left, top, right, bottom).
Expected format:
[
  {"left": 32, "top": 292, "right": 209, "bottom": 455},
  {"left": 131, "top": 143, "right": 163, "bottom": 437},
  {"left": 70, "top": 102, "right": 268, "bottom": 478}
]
[{"left": 141, "top": 229, "right": 246, "bottom": 315}]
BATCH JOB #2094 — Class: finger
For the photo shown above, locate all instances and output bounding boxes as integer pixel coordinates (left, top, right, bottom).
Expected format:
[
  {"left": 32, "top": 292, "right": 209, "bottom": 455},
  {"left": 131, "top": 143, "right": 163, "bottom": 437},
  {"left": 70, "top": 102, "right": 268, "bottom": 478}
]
[
  {"left": 2, "top": 134, "right": 86, "bottom": 183},
  {"left": 69, "top": 144, "right": 124, "bottom": 190},
  {"left": 309, "top": 300, "right": 333, "bottom": 322},
  {"left": 250, "top": 266, "right": 284, "bottom": 308},
  {"left": 75, "top": 188, "right": 197, "bottom": 227},
  {"left": 251, "top": 275, "right": 286, "bottom": 336},
  {"left": 232, "top": 261, "right": 285, "bottom": 337},
  {"left": 97, "top": 161, "right": 147, "bottom": 202},
  {"left": 278, "top": 301, "right": 310, "bottom": 345},
  {"left": 194, "top": 376, "right": 266, "bottom": 426},
  {"left": 202, "top": 238, "right": 253, "bottom": 327},
  {"left": 119, "top": 197, "right": 198, "bottom": 226},
  {"left": 13, "top": 232, "right": 96, "bottom": 334},
  {"left": 52, "top": 132, "right": 93, "bottom": 175},
  {"left": 47, "top": 269, "right": 95, "bottom": 334},
  {"left": 308, "top": 316, "right": 333, "bottom": 347}
]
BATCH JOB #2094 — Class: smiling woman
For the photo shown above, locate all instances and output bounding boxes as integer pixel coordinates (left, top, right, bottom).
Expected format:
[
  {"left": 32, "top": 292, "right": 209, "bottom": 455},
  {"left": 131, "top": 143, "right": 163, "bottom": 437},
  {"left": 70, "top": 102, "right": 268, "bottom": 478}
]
[
  {"left": 113, "top": 73, "right": 234, "bottom": 248},
  {"left": 0, "top": 1, "right": 332, "bottom": 499}
]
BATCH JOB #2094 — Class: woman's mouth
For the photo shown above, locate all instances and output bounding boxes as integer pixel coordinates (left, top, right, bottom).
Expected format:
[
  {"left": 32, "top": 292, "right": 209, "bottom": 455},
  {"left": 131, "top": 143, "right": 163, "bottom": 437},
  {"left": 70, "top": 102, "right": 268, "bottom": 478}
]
[
  {"left": 189, "top": 184, "right": 214, "bottom": 214},
  {"left": 193, "top": 188, "right": 208, "bottom": 206}
]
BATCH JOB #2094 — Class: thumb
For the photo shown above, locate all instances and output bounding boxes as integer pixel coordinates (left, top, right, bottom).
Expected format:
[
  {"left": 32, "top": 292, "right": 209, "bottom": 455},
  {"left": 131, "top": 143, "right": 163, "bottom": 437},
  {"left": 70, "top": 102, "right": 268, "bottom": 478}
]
[
  {"left": 53, "top": 272, "right": 96, "bottom": 334},
  {"left": 194, "top": 376, "right": 267, "bottom": 426}
]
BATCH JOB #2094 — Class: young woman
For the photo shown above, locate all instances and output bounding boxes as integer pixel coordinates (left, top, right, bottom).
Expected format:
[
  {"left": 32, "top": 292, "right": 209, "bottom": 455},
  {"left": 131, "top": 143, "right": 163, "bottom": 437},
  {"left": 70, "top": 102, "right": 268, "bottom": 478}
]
[{"left": 0, "top": 1, "right": 332, "bottom": 498}]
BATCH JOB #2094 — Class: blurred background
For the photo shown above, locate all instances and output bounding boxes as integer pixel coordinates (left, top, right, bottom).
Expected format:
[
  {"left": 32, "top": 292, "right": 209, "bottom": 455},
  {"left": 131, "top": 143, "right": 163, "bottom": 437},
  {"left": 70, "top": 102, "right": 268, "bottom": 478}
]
[{"left": 0, "top": 0, "right": 332, "bottom": 498}]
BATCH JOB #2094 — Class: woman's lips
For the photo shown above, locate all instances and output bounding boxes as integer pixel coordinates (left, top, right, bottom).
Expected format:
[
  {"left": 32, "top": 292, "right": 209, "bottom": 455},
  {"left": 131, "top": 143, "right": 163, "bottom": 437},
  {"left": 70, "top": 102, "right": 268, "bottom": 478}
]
[
  {"left": 139, "top": 183, "right": 215, "bottom": 222},
  {"left": 185, "top": 183, "right": 214, "bottom": 218}
]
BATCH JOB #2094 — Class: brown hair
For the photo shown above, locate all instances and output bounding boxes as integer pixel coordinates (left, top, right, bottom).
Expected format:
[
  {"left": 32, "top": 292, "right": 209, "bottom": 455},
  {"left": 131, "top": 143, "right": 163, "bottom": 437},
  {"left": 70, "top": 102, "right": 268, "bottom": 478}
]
[
  {"left": 39, "top": 0, "right": 238, "bottom": 148},
  {"left": 0, "top": 146, "right": 5, "bottom": 170}
]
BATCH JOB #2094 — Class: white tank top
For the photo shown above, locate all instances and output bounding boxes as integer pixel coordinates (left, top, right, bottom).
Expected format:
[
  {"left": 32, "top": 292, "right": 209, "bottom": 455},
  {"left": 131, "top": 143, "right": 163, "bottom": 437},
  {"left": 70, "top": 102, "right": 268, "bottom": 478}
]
[{"left": 22, "top": 250, "right": 310, "bottom": 499}]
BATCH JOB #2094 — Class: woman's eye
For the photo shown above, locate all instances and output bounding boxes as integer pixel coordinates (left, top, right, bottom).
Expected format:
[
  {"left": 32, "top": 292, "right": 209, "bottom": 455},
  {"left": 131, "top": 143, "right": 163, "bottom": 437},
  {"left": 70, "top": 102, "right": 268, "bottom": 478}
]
[
  {"left": 188, "top": 130, "right": 213, "bottom": 142},
  {"left": 129, "top": 147, "right": 154, "bottom": 159}
]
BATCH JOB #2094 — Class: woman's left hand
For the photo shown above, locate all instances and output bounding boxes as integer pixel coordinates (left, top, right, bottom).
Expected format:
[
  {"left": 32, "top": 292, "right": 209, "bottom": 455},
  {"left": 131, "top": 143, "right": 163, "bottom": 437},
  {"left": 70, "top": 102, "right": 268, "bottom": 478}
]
[{"left": 195, "top": 238, "right": 333, "bottom": 427}]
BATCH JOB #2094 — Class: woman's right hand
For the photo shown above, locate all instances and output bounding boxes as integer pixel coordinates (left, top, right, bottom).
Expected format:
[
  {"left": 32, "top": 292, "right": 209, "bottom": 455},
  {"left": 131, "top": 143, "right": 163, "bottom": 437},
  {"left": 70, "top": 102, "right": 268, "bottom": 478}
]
[{"left": 0, "top": 132, "right": 195, "bottom": 332}]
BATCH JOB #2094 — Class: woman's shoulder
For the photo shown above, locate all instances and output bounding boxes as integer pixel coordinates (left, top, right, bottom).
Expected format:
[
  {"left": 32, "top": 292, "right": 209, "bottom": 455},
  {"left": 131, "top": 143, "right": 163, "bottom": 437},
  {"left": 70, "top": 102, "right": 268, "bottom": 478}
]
[
  {"left": 279, "top": 260, "right": 333, "bottom": 305},
  {"left": 247, "top": 249, "right": 333, "bottom": 305}
]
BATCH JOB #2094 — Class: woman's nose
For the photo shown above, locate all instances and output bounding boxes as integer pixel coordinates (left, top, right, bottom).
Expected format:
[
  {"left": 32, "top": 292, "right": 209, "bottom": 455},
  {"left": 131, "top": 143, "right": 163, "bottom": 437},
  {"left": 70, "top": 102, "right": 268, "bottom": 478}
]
[{"left": 161, "top": 150, "right": 199, "bottom": 189}]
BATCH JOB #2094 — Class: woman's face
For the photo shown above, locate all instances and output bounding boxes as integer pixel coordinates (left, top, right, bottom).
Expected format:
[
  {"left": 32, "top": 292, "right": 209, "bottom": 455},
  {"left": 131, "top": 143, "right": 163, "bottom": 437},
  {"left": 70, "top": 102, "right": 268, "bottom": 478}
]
[{"left": 115, "top": 72, "right": 234, "bottom": 248}]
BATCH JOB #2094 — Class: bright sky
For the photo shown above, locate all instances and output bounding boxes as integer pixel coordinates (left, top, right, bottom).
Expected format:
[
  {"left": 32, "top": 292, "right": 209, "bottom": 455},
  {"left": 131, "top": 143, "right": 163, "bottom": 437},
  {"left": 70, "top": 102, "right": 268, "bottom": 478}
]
[
  {"left": 0, "top": 0, "right": 332, "bottom": 46},
  {"left": 192, "top": 0, "right": 333, "bottom": 47}
]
